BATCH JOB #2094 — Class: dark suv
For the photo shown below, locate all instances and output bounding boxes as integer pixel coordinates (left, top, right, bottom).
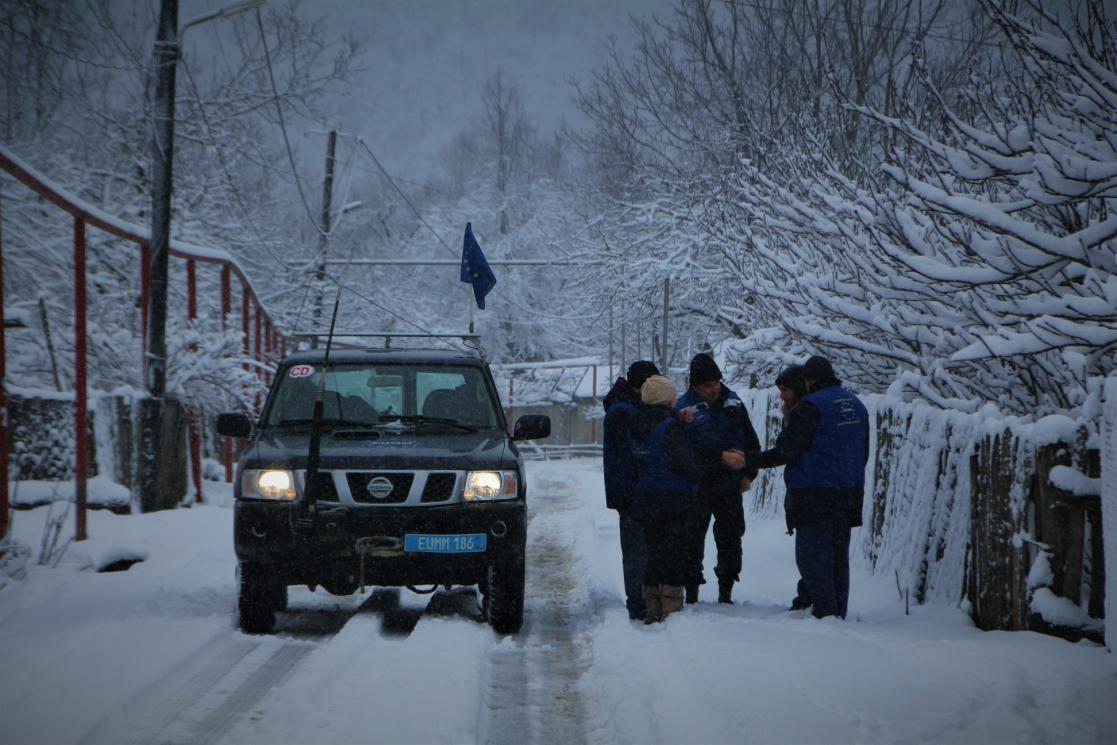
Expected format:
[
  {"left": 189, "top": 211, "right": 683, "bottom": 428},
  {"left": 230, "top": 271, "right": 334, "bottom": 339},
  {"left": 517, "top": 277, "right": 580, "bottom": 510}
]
[{"left": 217, "top": 347, "right": 550, "bottom": 634}]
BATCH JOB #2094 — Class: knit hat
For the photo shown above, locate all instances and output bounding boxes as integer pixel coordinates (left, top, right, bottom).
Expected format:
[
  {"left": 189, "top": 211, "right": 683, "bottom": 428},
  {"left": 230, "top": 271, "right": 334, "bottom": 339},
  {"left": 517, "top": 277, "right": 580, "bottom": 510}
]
[
  {"left": 689, "top": 353, "right": 722, "bottom": 387},
  {"left": 775, "top": 364, "right": 806, "bottom": 393},
  {"left": 626, "top": 360, "right": 660, "bottom": 389},
  {"left": 802, "top": 355, "right": 837, "bottom": 383},
  {"left": 640, "top": 375, "right": 678, "bottom": 407}
]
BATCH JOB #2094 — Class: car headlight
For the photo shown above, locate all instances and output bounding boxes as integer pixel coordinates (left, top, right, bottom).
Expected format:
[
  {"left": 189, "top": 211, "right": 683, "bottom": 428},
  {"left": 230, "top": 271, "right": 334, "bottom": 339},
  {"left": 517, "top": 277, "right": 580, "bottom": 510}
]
[
  {"left": 240, "top": 469, "right": 302, "bottom": 500},
  {"left": 463, "top": 470, "right": 518, "bottom": 501}
]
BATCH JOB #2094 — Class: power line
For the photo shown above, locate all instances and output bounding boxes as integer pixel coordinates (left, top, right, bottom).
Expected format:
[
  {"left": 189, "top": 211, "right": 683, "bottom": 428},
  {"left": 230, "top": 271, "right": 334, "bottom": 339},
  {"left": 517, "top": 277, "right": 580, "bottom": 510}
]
[
  {"left": 181, "top": 52, "right": 358, "bottom": 337},
  {"left": 176, "top": 55, "right": 415, "bottom": 345},
  {"left": 254, "top": 7, "right": 330, "bottom": 238},
  {"left": 179, "top": 55, "right": 279, "bottom": 264},
  {"left": 355, "top": 138, "right": 459, "bottom": 259},
  {"left": 317, "top": 272, "right": 473, "bottom": 356},
  {"left": 173, "top": 88, "right": 451, "bottom": 351}
]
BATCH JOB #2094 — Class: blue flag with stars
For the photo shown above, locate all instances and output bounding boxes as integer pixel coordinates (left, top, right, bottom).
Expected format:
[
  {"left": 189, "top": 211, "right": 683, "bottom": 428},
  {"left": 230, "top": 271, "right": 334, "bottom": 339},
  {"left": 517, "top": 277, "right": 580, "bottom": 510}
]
[{"left": 460, "top": 222, "right": 496, "bottom": 309}]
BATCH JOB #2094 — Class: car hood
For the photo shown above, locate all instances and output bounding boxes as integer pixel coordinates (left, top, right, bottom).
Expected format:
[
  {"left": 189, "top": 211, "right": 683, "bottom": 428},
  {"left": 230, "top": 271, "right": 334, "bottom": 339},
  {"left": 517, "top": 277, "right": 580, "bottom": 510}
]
[{"left": 243, "top": 427, "right": 515, "bottom": 472}]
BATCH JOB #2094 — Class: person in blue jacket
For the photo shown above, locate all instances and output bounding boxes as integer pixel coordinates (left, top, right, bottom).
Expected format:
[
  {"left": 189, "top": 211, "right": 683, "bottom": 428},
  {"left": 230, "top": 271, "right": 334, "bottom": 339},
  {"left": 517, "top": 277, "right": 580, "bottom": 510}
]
[
  {"left": 631, "top": 374, "right": 712, "bottom": 623},
  {"left": 676, "top": 353, "right": 760, "bottom": 604},
  {"left": 744, "top": 356, "right": 869, "bottom": 619},
  {"left": 602, "top": 360, "right": 661, "bottom": 620}
]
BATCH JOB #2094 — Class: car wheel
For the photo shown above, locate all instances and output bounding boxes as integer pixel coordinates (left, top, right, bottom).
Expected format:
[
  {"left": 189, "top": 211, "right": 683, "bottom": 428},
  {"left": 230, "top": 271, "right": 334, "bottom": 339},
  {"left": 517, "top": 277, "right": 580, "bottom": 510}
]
[
  {"left": 239, "top": 562, "right": 276, "bottom": 634},
  {"left": 484, "top": 555, "right": 524, "bottom": 634},
  {"left": 270, "top": 582, "right": 288, "bottom": 612}
]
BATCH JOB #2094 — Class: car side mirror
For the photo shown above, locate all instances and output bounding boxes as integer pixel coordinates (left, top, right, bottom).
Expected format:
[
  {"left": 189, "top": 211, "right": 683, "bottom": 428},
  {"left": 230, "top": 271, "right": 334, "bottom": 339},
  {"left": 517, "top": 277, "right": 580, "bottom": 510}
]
[
  {"left": 512, "top": 414, "right": 550, "bottom": 441},
  {"left": 216, "top": 412, "right": 253, "bottom": 438}
]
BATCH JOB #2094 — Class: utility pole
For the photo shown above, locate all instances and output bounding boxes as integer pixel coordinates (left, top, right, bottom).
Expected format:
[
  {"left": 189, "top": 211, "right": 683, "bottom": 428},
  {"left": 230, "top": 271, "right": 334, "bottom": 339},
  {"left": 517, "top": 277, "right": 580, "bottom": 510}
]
[
  {"left": 661, "top": 277, "right": 670, "bottom": 373},
  {"left": 311, "top": 129, "right": 337, "bottom": 348},
  {"left": 139, "top": 0, "right": 178, "bottom": 513},
  {"left": 138, "top": 0, "right": 264, "bottom": 511}
]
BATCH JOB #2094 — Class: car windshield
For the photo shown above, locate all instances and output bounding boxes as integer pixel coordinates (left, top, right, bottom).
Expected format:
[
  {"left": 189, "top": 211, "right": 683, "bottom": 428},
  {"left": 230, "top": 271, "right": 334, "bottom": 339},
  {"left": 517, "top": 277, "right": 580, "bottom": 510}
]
[{"left": 264, "top": 362, "right": 500, "bottom": 430}]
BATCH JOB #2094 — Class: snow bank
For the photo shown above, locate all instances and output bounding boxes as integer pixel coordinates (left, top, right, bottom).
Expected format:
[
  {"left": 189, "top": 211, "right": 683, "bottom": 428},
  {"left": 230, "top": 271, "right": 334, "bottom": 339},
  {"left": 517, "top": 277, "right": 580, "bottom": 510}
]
[
  {"left": 860, "top": 395, "right": 977, "bottom": 605},
  {"left": 8, "top": 475, "right": 130, "bottom": 509},
  {"left": 1049, "top": 465, "right": 1102, "bottom": 497}
]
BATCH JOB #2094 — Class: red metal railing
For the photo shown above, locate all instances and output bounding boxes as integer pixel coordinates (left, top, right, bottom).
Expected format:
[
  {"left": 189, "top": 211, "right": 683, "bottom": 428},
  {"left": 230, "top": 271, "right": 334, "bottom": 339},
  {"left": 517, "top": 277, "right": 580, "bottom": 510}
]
[{"left": 0, "top": 144, "right": 287, "bottom": 541}]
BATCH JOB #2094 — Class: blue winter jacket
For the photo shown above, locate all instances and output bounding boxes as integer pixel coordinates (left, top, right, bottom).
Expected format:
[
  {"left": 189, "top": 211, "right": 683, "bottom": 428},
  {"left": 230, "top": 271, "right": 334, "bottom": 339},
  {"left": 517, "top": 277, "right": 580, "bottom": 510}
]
[
  {"left": 602, "top": 378, "right": 641, "bottom": 512},
  {"left": 676, "top": 385, "right": 761, "bottom": 485},
  {"left": 785, "top": 385, "right": 869, "bottom": 490},
  {"left": 747, "top": 380, "right": 870, "bottom": 530},
  {"left": 630, "top": 405, "right": 704, "bottom": 513}
]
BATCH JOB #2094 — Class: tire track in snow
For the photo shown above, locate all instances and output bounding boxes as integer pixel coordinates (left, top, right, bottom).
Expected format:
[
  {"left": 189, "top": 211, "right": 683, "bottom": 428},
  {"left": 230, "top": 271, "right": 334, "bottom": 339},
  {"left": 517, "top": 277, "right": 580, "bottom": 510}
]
[
  {"left": 76, "top": 631, "right": 259, "bottom": 745},
  {"left": 482, "top": 478, "right": 593, "bottom": 745},
  {"left": 77, "top": 631, "right": 318, "bottom": 745},
  {"left": 183, "top": 642, "right": 314, "bottom": 744}
]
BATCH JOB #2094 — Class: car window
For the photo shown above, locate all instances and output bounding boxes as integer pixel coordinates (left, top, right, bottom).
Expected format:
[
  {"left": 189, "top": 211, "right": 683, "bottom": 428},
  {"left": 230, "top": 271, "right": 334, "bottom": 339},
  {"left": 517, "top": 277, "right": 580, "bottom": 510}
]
[{"left": 265, "top": 363, "right": 498, "bottom": 428}]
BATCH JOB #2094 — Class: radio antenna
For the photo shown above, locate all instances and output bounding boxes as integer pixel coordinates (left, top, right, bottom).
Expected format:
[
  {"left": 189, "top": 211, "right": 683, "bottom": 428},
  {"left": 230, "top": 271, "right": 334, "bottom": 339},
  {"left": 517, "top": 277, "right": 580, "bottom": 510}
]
[{"left": 301, "top": 283, "right": 343, "bottom": 522}]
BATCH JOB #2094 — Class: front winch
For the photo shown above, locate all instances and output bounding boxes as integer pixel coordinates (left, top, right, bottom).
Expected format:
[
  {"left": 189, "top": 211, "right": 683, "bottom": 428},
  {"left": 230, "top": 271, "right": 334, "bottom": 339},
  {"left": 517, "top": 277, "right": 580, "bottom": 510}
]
[{"left": 355, "top": 536, "right": 404, "bottom": 592}]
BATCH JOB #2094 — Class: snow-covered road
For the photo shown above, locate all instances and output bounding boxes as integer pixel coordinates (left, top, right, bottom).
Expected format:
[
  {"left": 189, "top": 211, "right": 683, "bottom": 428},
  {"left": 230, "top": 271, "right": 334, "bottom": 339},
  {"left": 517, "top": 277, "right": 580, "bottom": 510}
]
[{"left": 2, "top": 460, "right": 1115, "bottom": 744}]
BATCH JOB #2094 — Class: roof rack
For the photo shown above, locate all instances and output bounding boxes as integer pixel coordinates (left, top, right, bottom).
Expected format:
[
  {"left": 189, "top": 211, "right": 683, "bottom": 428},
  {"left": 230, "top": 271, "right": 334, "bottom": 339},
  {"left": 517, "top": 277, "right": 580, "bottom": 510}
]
[{"left": 288, "top": 331, "right": 484, "bottom": 355}]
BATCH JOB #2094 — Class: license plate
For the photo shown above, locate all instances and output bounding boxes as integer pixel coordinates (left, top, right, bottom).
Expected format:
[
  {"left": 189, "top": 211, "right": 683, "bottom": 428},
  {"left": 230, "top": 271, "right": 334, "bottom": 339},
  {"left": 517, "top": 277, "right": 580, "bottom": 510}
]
[{"left": 404, "top": 533, "right": 487, "bottom": 553}]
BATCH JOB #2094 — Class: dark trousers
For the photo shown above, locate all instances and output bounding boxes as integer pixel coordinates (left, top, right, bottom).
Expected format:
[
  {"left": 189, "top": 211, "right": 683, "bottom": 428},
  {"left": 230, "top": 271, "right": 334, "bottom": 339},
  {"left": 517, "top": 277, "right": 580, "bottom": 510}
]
[
  {"left": 685, "top": 483, "right": 746, "bottom": 586},
  {"left": 618, "top": 512, "right": 648, "bottom": 618},
  {"left": 794, "top": 518, "right": 851, "bottom": 619},
  {"left": 642, "top": 509, "right": 691, "bottom": 587}
]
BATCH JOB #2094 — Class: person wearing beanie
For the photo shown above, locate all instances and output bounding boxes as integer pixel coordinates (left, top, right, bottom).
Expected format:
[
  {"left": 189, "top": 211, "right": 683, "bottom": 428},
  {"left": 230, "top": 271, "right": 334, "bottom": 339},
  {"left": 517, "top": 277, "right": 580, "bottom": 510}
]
[
  {"left": 602, "top": 360, "right": 660, "bottom": 620},
  {"left": 688, "top": 352, "right": 723, "bottom": 387},
  {"left": 629, "top": 375, "right": 709, "bottom": 623},
  {"left": 775, "top": 364, "right": 807, "bottom": 418},
  {"left": 675, "top": 353, "right": 761, "bottom": 604},
  {"left": 743, "top": 355, "right": 869, "bottom": 619}
]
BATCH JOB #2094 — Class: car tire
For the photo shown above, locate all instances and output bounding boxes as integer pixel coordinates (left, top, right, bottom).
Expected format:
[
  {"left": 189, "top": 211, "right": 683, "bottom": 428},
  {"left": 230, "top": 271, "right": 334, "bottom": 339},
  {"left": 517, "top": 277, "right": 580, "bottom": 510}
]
[
  {"left": 239, "top": 562, "right": 276, "bottom": 634},
  {"left": 484, "top": 555, "right": 524, "bottom": 634},
  {"left": 270, "top": 582, "right": 288, "bottom": 612}
]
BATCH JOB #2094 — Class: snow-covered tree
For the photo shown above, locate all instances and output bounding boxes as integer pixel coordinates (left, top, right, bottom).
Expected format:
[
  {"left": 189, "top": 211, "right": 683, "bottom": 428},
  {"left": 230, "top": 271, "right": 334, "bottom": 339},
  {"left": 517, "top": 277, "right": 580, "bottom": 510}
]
[
  {"left": 571, "top": 0, "right": 982, "bottom": 380},
  {"left": 1, "top": 0, "right": 360, "bottom": 414},
  {"left": 719, "top": 0, "right": 1115, "bottom": 416}
]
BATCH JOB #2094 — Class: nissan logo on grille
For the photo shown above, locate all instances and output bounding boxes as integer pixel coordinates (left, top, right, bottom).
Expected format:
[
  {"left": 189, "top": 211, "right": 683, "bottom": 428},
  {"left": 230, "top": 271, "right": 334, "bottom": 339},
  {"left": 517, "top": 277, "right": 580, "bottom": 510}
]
[{"left": 366, "top": 476, "right": 395, "bottom": 500}]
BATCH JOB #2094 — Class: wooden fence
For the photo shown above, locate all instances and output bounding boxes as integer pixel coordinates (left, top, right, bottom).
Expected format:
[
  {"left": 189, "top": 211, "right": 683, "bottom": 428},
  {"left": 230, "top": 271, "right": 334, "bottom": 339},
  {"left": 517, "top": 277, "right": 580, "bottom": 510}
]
[{"left": 741, "top": 388, "right": 1107, "bottom": 644}]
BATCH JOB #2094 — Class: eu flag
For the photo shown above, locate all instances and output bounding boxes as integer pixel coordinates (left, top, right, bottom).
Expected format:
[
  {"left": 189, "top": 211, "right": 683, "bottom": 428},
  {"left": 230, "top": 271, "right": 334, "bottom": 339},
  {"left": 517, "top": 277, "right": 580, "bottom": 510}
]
[{"left": 460, "top": 222, "right": 496, "bottom": 309}]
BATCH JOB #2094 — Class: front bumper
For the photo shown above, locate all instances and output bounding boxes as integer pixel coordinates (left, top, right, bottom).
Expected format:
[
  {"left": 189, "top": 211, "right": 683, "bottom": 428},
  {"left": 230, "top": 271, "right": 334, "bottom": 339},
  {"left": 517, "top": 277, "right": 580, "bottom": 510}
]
[{"left": 234, "top": 499, "right": 526, "bottom": 588}]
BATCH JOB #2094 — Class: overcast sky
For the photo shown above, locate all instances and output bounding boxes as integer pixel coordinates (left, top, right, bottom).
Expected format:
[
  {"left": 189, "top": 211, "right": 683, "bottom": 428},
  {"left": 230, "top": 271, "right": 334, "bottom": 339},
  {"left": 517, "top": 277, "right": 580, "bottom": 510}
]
[{"left": 301, "top": 0, "right": 677, "bottom": 180}]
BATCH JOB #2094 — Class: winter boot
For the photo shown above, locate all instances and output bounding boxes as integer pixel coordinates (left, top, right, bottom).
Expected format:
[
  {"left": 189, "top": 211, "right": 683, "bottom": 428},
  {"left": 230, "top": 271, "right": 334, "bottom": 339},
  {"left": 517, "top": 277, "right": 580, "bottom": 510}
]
[
  {"left": 661, "top": 585, "right": 686, "bottom": 619},
  {"left": 685, "top": 584, "right": 700, "bottom": 604},
  {"left": 718, "top": 579, "right": 735, "bottom": 604},
  {"left": 643, "top": 585, "right": 663, "bottom": 625},
  {"left": 789, "top": 578, "right": 811, "bottom": 611}
]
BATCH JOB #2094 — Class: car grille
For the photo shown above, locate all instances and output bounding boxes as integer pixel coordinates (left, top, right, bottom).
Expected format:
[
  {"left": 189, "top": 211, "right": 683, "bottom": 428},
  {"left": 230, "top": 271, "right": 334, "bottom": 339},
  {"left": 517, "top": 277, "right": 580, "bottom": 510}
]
[
  {"left": 420, "top": 472, "right": 457, "bottom": 502},
  {"left": 307, "top": 472, "right": 338, "bottom": 501},
  {"left": 347, "top": 472, "right": 414, "bottom": 504}
]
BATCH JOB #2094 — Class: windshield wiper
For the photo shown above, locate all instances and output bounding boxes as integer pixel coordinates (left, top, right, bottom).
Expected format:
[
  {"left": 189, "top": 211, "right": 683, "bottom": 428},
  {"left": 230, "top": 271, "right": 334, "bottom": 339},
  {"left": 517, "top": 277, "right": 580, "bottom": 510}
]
[
  {"left": 378, "top": 414, "right": 478, "bottom": 432},
  {"left": 272, "top": 417, "right": 378, "bottom": 429}
]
